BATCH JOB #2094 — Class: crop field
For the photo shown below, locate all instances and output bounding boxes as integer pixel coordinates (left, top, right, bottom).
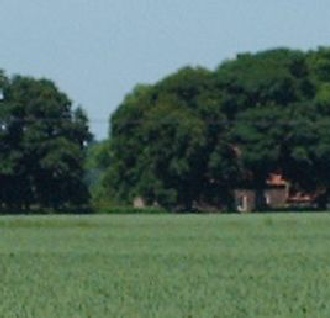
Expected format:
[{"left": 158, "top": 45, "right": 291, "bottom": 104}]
[{"left": 1, "top": 213, "right": 330, "bottom": 317}]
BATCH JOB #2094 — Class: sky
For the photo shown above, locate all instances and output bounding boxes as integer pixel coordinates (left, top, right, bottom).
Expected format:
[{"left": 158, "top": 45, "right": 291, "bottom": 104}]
[{"left": 1, "top": 0, "right": 330, "bottom": 140}]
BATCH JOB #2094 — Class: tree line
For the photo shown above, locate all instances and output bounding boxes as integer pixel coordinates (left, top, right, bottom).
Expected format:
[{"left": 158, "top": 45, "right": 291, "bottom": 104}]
[
  {"left": 2, "top": 47, "right": 330, "bottom": 212},
  {"left": 94, "top": 47, "right": 330, "bottom": 211}
]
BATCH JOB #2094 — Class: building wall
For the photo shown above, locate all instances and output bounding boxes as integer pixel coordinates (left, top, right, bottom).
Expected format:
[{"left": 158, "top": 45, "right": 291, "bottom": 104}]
[
  {"left": 133, "top": 197, "right": 146, "bottom": 209},
  {"left": 234, "top": 189, "right": 256, "bottom": 213},
  {"left": 265, "top": 187, "right": 288, "bottom": 208},
  {"left": 235, "top": 186, "right": 288, "bottom": 212}
]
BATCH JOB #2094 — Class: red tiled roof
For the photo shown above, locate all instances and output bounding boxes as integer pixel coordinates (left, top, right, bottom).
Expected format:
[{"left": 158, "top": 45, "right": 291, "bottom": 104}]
[{"left": 267, "top": 173, "right": 287, "bottom": 186}]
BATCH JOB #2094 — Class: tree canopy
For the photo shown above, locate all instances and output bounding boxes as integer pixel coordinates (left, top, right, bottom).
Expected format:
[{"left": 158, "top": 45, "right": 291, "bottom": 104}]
[
  {"left": 95, "top": 47, "right": 330, "bottom": 211},
  {"left": 0, "top": 73, "right": 92, "bottom": 210}
]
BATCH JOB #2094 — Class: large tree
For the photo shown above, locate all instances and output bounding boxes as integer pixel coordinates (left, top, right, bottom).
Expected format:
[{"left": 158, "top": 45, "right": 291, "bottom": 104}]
[
  {"left": 97, "top": 67, "right": 240, "bottom": 210},
  {"left": 228, "top": 48, "right": 330, "bottom": 208},
  {"left": 0, "top": 73, "right": 92, "bottom": 210}
]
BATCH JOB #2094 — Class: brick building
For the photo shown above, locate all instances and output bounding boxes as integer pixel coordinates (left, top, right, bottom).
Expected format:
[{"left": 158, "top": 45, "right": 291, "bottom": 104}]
[{"left": 234, "top": 173, "right": 289, "bottom": 212}]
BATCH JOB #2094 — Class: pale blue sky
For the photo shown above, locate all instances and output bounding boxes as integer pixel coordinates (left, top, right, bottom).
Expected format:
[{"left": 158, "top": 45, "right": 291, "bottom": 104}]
[{"left": 1, "top": 0, "right": 330, "bottom": 139}]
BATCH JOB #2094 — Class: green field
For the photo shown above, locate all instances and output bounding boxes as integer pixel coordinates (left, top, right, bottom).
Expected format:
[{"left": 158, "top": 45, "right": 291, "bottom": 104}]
[{"left": 1, "top": 214, "right": 330, "bottom": 317}]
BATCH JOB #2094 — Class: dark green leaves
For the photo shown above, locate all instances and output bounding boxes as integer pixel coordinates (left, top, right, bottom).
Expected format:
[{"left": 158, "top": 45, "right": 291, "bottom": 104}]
[
  {"left": 0, "top": 73, "right": 92, "bottom": 210},
  {"left": 96, "top": 47, "right": 330, "bottom": 211}
]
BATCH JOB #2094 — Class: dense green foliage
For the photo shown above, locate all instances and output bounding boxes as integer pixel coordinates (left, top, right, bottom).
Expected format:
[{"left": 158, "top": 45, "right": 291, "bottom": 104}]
[
  {"left": 96, "top": 47, "right": 330, "bottom": 210},
  {"left": 1, "top": 214, "right": 330, "bottom": 317},
  {"left": 3, "top": 47, "right": 330, "bottom": 212},
  {"left": 0, "top": 73, "right": 92, "bottom": 210}
]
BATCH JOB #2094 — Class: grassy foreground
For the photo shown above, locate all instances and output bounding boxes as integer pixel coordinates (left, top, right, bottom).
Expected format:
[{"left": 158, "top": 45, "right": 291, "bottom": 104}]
[{"left": 1, "top": 213, "right": 330, "bottom": 317}]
